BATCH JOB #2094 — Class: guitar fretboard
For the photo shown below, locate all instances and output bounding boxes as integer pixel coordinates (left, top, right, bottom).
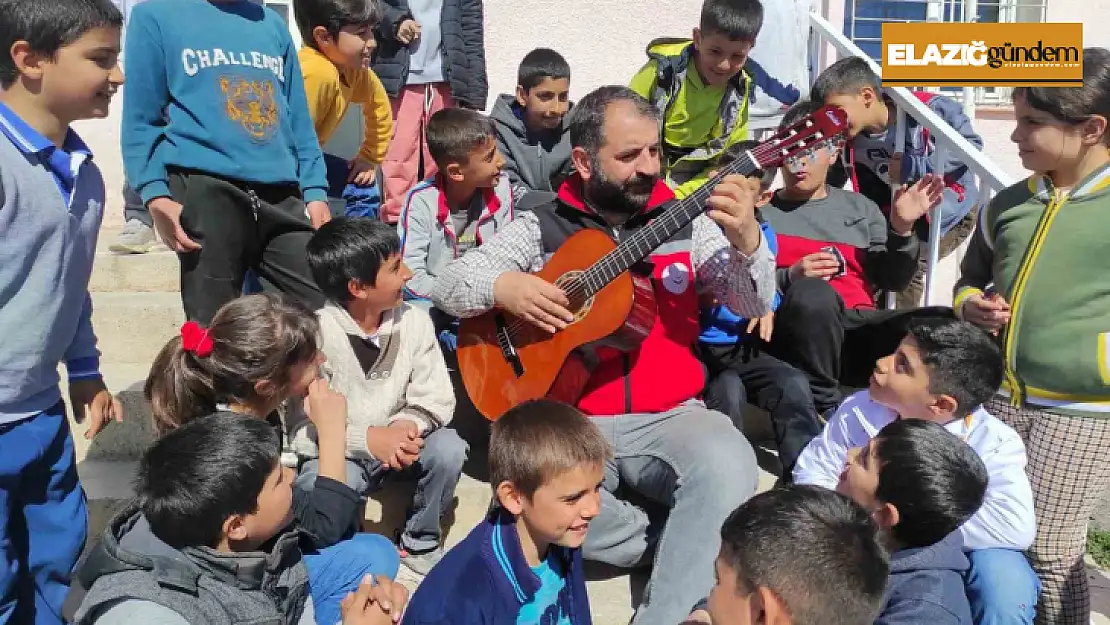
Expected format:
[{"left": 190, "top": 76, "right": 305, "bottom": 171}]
[{"left": 575, "top": 151, "right": 760, "bottom": 298}]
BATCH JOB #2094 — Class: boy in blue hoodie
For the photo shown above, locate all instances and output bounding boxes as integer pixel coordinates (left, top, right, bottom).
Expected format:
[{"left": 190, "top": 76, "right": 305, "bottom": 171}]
[
  {"left": 0, "top": 1, "right": 126, "bottom": 621},
  {"left": 402, "top": 399, "right": 608, "bottom": 624},
  {"left": 812, "top": 56, "right": 984, "bottom": 307},
  {"left": 837, "top": 418, "right": 988, "bottom": 625},
  {"left": 123, "top": 0, "right": 332, "bottom": 325},
  {"left": 700, "top": 140, "right": 820, "bottom": 478}
]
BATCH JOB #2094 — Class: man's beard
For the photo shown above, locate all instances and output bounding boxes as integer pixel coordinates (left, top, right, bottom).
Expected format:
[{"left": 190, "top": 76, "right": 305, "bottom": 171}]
[{"left": 583, "top": 155, "right": 658, "bottom": 216}]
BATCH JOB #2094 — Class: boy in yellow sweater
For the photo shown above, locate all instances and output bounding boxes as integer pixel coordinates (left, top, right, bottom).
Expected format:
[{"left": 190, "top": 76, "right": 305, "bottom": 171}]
[{"left": 295, "top": 0, "right": 394, "bottom": 218}]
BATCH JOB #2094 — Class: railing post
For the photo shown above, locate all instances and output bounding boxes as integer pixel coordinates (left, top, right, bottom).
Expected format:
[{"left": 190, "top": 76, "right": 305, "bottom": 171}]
[
  {"left": 923, "top": 142, "right": 948, "bottom": 305},
  {"left": 962, "top": 0, "right": 979, "bottom": 120},
  {"left": 885, "top": 107, "right": 909, "bottom": 310}
]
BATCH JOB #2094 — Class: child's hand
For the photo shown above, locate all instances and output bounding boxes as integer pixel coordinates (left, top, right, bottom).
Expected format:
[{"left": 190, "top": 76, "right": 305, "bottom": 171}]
[
  {"left": 367, "top": 422, "right": 424, "bottom": 470},
  {"left": 706, "top": 174, "right": 762, "bottom": 255},
  {"left": 306, "top": 378, "right": 348, "bottom": 439},
  {"left": 348, "top": 158, "right": 378, "bottom": 186},
  {"left": 69, "top": 378, "right": 123, "bottom": 439},
  {"left": 307, "top": 200, "right": 332, "bottom": 229},
  {"left": 340, "top": 575, "right": 409, "bottom": 625},
  {"left": 148, "top": 197, "right": 201, "bottom": 253},
  {"left": 960, "top": 292, "right": 1012, "bottom": 335},
  {"left": 789, "top": 252, "right": 840, "bottom": 281},
  {"left": 890, "top": 173, "right": 945, "bottom": 235},
  {"left": 396, "top": 19, "right": 421, "bottom": 44},
  {"left": 746, "top": 311, "right": 775, "bottom": 342}
]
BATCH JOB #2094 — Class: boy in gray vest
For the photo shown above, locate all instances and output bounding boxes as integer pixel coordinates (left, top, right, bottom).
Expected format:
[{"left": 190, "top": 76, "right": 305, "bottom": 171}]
[{"left": 75, "top": 414, "right": 408, "bottom": 625}]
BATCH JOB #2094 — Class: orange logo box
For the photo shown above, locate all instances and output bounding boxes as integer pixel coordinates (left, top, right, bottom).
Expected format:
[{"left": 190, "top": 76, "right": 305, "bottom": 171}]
[{"left": 881, "top": 22, "right": 1083, "bottom": 87}]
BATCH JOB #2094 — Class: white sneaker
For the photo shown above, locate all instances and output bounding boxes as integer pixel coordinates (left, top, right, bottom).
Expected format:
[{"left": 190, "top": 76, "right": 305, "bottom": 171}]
[{"left": 109, "top": 219, "right": 168, "bottom": 254}]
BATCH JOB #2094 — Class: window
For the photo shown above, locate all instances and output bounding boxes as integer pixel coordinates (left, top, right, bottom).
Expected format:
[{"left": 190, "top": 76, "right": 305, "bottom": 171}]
[
  {"left": 264, "top": 0, "right": 303, "bottom": 47},
  {"left": 843, "top": 0, "right": 1048, "bottom": 105}
]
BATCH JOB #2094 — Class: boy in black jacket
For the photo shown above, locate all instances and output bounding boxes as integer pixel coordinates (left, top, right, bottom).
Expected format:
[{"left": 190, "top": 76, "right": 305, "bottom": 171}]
[{"left": 838, "top": 419, "right": 988, "bottom": 624}]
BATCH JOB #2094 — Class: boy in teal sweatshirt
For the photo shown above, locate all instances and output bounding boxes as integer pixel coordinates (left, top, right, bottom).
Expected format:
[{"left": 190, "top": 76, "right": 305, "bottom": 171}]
[{"left": 123, "top": 0, "right": 330, "bottom": 324}]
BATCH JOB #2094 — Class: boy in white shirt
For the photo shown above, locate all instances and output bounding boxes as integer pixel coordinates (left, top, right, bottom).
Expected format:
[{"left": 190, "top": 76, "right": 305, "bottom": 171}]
[
  {"left": 298, "top": 217, "right": 467, "bottom": 578},
  {"left": 794, "top": 318, "right": 1038, "bottom": 624}
]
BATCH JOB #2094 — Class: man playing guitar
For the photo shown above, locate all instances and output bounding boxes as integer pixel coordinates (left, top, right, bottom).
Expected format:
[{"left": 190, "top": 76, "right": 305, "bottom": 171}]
[{"left": 431, "top": 85, "right": 776, "bottom": 624}]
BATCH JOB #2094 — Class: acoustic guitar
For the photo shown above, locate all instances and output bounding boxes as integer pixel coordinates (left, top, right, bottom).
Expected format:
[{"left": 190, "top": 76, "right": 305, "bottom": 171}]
[{"left": 457, "top": 105, "right": 849, "bottom": 420}]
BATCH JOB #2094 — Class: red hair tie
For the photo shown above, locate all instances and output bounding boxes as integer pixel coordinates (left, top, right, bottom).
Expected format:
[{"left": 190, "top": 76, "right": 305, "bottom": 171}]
[{"left": 180, "top": 321, "right": 214, "bottom": 358}]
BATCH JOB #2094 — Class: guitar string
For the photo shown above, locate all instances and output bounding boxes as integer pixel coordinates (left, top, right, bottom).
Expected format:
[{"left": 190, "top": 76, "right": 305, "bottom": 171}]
[{"left": 501, "top": 122, "right": 831, "bottom": 340}]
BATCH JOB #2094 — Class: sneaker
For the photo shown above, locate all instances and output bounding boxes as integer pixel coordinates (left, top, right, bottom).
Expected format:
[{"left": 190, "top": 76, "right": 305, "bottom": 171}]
[
  {"left": 109, "top": 219, "right": 168, "bottom": 254},
  {"left": 399, "top": 546, "right": 444, "bottom": 577}
]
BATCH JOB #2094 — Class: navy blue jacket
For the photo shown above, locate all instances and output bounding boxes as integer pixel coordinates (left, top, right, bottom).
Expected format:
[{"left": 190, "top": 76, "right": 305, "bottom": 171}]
[
  {"left": 876, "top": 533, "right": 973, "bottom": 625},
  {"left": 402, "top": 510, "right": 592, "bottom": 624}
]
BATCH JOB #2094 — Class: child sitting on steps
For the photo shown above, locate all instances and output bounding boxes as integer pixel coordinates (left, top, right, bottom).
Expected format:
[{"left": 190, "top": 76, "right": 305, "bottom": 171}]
[{"left": 142, "top": 293, "right": 401, "bottom": 625}]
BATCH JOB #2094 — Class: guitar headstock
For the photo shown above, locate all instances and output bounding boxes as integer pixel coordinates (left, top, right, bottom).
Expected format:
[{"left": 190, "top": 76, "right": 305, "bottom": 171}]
[{"left": 749, "top": 105, "right": 849, "bottom": 171}]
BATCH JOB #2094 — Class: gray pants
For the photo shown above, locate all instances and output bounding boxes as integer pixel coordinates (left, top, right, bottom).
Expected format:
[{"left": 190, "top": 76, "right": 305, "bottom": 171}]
[
  {"left": 583, "top": 402, "right": 759, "bottom": 625},
  {"left": 296, "top": 427, "right": 468, "bottom": 553},
  {"left": 122, "top": 183, "right": 151, "bottom": 226}
]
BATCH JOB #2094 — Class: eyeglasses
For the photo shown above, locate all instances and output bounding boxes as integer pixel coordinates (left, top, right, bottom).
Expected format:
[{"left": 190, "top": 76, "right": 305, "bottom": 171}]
[{"left": 784, "top": 137, "right": 845, "bottom": 173}]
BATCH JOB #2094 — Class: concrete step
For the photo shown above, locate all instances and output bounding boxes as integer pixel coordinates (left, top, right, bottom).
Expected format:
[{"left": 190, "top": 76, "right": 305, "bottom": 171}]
[
  {"left": 89, "top": 251, "right": 180, "bottom": 293},
  {"left": 64, "top": 363, "right": 156, "bottom": 464},
  {"left": 91, "top": 291, "right": 184, "bottom": 367}
]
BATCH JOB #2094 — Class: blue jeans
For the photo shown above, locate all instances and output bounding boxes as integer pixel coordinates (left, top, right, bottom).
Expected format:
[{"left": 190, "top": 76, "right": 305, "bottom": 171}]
[
  {"left": 965, "top": 548, "right": 1040, "bottom": 624},
  {"left": 296, "top": 428, "right": 468, "bottom": 553},
  {"left": 324, "top": 153, "right": 381, "bottom": 219},
  {"left": 0, "top": 403, "right": 87, "bottom": 625},
  {"left": 303, "top": 533, "right": 400, "bottom": 625}
]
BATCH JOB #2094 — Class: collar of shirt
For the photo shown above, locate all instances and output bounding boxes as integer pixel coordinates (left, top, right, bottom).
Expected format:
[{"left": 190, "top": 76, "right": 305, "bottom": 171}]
[{"left": 0, "top": 100, "right": 93, "bottom": 204}]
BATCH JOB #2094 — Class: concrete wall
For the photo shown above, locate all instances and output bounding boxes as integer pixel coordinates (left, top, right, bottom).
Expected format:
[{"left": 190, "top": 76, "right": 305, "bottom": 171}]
[{"left": 480, "top": 0, "right": 703, "bottom": 104}]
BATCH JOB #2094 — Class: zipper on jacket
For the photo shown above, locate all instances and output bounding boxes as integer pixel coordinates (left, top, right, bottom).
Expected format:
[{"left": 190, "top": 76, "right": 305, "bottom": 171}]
[
  {"left": 1001, "top": 187, "right": 1067, "bottom": 406},
  {"left": 247, "top": 189, "right": 261, "bottom": 221}
]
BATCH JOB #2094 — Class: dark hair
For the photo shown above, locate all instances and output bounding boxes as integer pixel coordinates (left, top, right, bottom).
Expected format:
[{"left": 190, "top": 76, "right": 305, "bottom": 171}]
[
  {"left": 1014, "top": 47, "right": 1110, "bottom": 136},
  {"left": 873, "top": 419, "right": 988, "bottom": 549},
  {"left": 518, "top": 47, "right": 571, "bottom": 91},
  {"left": 138, "top": 414, "right": 282, "bottom": 549},
  {"left": 144, "top": 294, "right": 320, "bottom": 435},
  {"left": 489, "top": 399, "right": 611, "bottom": 499},
  {"left": 779, "top": 99, "right": 823, "bottom": 129},
  {"left": 720, "top": 485, "right": 890, "bottom": 625},
  {"left": 568, "top": 85, "right": 658, "bottom": 155},
  {"left": 906, "top": 318, "right": 1004, "bottom": 418},
  {"left": 425, "top": 107, "right": 497, "bottom": 168},
  {"left": 699, "top": 0, "right": 764, "bottom": 41},
  {"left": 717, "top": 139, "right": 775, "bottom": 188},
  {"left": 307, "top": 217, "right": 401, "bottom": 303},
  {"left": 810, "top": 56, "right": 882, "bottom": 103},
  {"left": 0, "top": 0, "right": 122, "bottom": 87},
  {"left": 293, "top": 0, "right": 382, "bottom": 51}
]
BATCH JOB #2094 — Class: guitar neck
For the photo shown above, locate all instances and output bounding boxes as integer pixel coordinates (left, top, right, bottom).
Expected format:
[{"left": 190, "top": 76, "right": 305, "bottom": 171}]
[{"left": 578, "top": 151, "right": 762, "bottom": 297}]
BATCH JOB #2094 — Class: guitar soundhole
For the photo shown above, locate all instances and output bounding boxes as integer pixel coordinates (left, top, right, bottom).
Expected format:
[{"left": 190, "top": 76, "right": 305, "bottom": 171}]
[{"left": 554, "top": 271, "right": 594, "bottom": 323}]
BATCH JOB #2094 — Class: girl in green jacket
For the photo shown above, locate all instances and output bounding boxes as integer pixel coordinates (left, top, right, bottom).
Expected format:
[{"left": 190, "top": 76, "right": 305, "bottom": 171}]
[{"left": 955, "top": 47, "right": 1110, "bottom": 625}]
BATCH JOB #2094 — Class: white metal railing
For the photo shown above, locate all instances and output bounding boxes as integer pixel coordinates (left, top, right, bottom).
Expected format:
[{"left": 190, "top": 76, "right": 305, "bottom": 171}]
[{"left": 808, "top": 11, "right": 1016, "bottom": 305}]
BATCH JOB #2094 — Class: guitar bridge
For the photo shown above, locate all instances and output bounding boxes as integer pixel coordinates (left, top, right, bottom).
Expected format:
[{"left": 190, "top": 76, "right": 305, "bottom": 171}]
[{"left": 495, "top": 314, "right": 525, "bottom": 377}]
